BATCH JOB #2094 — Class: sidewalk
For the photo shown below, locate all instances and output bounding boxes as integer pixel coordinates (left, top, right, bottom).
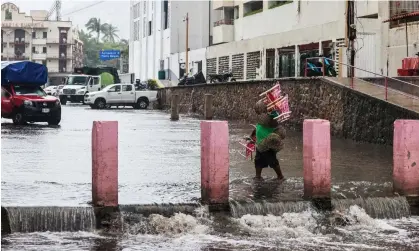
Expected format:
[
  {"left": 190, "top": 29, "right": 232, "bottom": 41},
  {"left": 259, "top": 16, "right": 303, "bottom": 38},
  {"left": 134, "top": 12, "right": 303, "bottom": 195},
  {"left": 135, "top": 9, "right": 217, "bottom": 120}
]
[{"left": 326, "top": 77, "right": 419, "bottom": 113}]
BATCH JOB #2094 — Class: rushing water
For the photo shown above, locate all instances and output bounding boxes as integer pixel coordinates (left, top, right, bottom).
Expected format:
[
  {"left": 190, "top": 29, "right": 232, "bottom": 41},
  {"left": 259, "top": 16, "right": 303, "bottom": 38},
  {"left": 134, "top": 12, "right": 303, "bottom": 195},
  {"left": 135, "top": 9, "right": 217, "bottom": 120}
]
[
  {"left": 2, "top": 105, "right": 418, "bottom": 250},
  {"left": 5, "top": 207, "right": 96, "bottom": 233}
]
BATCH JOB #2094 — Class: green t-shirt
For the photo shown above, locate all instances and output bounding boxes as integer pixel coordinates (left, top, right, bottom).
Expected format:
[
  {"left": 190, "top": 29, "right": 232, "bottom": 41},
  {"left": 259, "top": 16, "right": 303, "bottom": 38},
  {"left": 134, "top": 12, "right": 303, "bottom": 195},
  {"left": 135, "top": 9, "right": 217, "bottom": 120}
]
[{"left": 256, "top": 123, "right": 276, "bottom": 144}]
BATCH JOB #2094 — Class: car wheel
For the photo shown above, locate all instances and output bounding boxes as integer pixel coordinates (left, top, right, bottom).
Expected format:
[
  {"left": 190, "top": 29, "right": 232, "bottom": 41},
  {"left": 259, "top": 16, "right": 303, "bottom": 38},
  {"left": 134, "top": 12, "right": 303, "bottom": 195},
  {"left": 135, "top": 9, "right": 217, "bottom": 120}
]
[
  {"left": 135, "top": 98, "right": 148, "bottom": 109},
  {"left": 12, "top": 112, "right": 25, "bottom": 125},
  {"left": 48, "top": 117, "right": 61, "bottom": 126},
  {"left": 60, "top": 97, "right": 67, "bottom": 105},
  {"left": 82, "top": 93, "right": 89, "bottom": 105},
  {"left": 89, "top": 104, "right": 96, "bottom": 109},
  {"left": 95, "top": 98, "right": 106, "bottom": 109}
]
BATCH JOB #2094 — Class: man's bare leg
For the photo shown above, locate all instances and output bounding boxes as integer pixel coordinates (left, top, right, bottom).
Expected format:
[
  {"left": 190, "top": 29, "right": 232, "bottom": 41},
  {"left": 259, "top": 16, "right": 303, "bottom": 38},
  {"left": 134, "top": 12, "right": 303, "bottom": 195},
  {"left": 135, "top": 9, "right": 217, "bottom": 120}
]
[
  {"left": 272, "top": 165, "right": 285, "bottom": 181},
  {"left": 254, "top": 167, "right": 263, "bottom": 180}
]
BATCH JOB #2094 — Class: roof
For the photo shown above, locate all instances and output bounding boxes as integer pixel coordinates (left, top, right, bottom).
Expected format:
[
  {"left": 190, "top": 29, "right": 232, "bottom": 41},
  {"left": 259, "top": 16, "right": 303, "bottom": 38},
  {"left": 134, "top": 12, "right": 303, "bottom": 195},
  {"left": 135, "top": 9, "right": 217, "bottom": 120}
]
[
  {"left": 383, "top": 11, "right": 419, "bottom": 23},
  {"left": 1, "top": 61, "right": 48, "bottom": 86}
]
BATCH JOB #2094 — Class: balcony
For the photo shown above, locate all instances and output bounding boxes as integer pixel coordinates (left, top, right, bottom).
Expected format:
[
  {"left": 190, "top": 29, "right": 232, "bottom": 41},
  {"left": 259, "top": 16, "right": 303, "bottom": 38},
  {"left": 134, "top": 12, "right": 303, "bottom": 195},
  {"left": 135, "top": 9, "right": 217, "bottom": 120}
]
[
  {"left": 10, "top": 54, "right": 29, "bottom": 60},
  {"left": 13, "top": 38, "right": 29, "bottom": 45},
  {"left": 47, "top": 38, "right": 73, "bottom": 45},
  {"left": 46, "top": 53, "right": 73, "bottom": 60},
  {"left": 213, "top": 19, "right": 234, "bottom": 44},
  {"left": 213, "top": 0, "right": 234, "bottom": 10}
]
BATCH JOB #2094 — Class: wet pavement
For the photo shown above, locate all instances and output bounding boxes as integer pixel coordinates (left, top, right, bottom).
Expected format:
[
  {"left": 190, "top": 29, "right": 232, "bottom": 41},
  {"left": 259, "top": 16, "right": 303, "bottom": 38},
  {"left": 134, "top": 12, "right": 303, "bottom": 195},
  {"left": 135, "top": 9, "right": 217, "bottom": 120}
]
[{"left": 2, "top": 105, "right": 419, "bottom": 251}]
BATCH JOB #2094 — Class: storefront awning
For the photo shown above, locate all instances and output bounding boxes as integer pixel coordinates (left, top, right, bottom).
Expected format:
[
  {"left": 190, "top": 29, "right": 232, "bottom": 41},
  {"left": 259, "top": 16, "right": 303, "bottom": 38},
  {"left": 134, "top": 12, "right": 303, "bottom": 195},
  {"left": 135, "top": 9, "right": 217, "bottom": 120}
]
[{"left": 383, "top": 11, "right": 419, "bottom": 23}]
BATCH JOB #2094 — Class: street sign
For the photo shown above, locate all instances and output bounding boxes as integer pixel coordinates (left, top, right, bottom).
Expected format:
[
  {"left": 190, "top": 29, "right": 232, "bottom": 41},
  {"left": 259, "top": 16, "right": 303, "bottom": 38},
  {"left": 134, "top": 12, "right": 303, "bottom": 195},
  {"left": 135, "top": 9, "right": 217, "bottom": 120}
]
[{"left": 99, "top": 50, "right": 120, "bottom": 61}]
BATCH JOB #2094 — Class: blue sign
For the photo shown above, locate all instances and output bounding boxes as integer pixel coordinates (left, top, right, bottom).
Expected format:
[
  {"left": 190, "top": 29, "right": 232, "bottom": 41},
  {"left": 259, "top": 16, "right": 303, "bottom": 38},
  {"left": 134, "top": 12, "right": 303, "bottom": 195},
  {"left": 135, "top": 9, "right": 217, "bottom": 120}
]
[{"left": 99, "top": 50, "right": 120, "bottom": 61}]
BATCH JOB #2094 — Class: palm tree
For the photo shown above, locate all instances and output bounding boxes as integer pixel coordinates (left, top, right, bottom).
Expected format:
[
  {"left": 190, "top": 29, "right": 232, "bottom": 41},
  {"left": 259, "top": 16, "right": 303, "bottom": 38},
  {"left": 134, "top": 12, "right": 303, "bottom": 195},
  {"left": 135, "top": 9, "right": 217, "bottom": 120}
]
[
  {"left": 85, "top": 18, "right": 105, "bottom": 42},
  {"left": 102, "top": 24, "right": 120, "bottom": 43}
]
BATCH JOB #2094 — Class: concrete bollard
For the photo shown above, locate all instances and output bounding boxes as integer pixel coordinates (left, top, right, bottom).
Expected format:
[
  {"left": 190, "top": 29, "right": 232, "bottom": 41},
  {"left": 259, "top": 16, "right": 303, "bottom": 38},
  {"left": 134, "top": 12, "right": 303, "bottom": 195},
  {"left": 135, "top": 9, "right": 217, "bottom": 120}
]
[
  {"left": 92, "top": 121, "right": 118, "bottom": 207},
  {"left": 170, "top": 94, "right": 180, "bottom": 121},
  {"left": 303, "top": 119, "right": 331, "bottom": 209},
  {"left": 204, "top": 94, "right": 214, "bottom": 120},
  {"left": 200, "top": 121, "right": 229, "bottom": 209},
  {"left": 393, "top": 120, "right": 419, "bottom": 196}
]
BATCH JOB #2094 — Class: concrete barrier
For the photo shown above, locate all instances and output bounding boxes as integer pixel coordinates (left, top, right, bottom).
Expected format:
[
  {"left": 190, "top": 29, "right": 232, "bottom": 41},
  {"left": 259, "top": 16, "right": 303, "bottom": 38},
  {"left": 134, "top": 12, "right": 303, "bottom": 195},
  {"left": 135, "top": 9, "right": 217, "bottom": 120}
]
[
  {"left": 393, "top": 120, "right": 419, "bottom": 196},
  {"left": 92, "top": 121, "right": 118, "bottom": 207},
  {"left": 204, "top": 94, "right": 213, "bottom": 120},
  {"left": 200, "top": 121, "right": 229, "bottom": 208},
  {"left": 303, "top": 119, "right": 331, "bottom": 206},
  {"left": 170, "top": 94, "right": 180, "bottom": 121}
]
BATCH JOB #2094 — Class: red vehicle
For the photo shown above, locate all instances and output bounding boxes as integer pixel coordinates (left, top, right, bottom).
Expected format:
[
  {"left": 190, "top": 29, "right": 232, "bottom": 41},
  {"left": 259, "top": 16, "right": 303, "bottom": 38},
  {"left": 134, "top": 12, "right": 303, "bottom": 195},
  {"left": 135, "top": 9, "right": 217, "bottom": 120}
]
[{"left": 1, "top": 61, "right": 61, "bottom": 125}]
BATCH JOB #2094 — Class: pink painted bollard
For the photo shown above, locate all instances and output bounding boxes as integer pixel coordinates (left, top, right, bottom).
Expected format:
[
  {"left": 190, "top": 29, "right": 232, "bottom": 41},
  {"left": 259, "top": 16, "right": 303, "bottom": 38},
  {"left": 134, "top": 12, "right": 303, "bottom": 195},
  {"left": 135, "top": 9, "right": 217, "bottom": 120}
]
[
  {"left": 92, "top": 121, "right": 118, "bottom": 207},
  {"left": 303, "top": 119, "right": 331, "bottom": 198},
  {"left": 201, "top": 121, "right": 229, "bottom": 205},
  {"left": 393, "top": 120, "right": 419, "bottom": 196}
]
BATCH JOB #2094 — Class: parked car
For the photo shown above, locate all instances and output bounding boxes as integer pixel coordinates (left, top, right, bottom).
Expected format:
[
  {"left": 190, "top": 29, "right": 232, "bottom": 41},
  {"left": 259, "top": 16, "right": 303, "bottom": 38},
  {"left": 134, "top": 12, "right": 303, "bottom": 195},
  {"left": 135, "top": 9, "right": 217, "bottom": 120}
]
[
  {"left": 1, "top": 61, "right": 61, "bottom": 125},
  {"left": 84, "top": 83, "right": 158, "bottom": 109},
  {"left": 44, "top": 85, "right": 59, "bottom": 96}
]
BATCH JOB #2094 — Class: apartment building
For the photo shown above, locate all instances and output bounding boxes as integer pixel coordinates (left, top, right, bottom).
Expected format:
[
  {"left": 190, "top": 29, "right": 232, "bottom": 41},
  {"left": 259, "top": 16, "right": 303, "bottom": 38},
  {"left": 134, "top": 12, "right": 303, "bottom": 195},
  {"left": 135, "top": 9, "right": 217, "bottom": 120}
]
[
  {"left": 209, "top": 0, "right": 419, "bottom": 79},
  {"left": 1, "top": 2, "right": 84, "bottom": 78},
  {"left": 129, "top": 0, "right": 210, "bottom": 83}
]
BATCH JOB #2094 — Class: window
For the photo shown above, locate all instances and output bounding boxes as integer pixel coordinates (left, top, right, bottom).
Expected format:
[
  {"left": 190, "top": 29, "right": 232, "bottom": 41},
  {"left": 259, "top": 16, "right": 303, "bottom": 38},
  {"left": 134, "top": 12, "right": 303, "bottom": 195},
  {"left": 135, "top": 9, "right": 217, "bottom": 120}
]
[
  {"left": 14, "top": 85, "right": 45, "bottom": 96},
  {"left": 5, "top": 8, "right": 12, "bottom": 20},
  {"left": 93, "top": 77, "right": 100, "bottom": 86},
  {"left": 32, "top": 32, "right": 36, "bottom": 38},
  {"left": 122, "top": 85, "right": 132, "bottom": 92},
  {"left": 108, "top": 85, "right": 121, "bottom": 92},
  {"left": 133, "top": 3, "right": 140, "bottom": 19},
  {"left": 43, "top": 47, "right": 47, "bottom": 53},
  {"left": 234, "top": 6, "right": 240, "bottom": 19},
  {"left": 163, "top": 0, "right": 169, "bottom": 29},
  {"left": 32, "top": 47, "right": 35, "bottom": 53},
  {"left": 43, "top": 32, "right": 47, "bottom": 38},
  {"left": 143, "top": 1, "right": 146, "bottom": 14},
  {"left": 148, "top": 21, "right": 152, "bottom": 36},
  {"left": 143, "top": 17, "right": 147, "bottom": 37}
]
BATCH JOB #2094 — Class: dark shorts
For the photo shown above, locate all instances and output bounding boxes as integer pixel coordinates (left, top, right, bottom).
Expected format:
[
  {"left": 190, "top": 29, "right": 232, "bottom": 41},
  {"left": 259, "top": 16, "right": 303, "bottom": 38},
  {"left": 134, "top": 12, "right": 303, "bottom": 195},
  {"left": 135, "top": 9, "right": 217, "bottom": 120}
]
[{"left": 254, "top": 149, "right": 279, "bottom": 169}]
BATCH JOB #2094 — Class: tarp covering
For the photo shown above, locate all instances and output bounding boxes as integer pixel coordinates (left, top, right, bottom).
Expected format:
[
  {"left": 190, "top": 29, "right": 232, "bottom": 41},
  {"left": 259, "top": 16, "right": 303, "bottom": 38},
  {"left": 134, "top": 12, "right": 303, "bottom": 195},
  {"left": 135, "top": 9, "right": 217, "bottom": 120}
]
[{"left": 1, "top": 61, "right": 48, "bottom": 86}]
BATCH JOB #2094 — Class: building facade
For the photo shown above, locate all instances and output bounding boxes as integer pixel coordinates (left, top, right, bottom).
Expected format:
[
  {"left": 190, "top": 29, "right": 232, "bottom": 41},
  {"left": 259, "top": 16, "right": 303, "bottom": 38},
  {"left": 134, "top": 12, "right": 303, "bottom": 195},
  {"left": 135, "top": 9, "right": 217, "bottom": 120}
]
[
  {"left": 128, "top": 1, "right": 419, "bottom": 83},
  {"left": 209, "top": 0, "right": 419, "bottom": 79},
  {"left": 129, "top": 0, "right": 210, "bottom": 83},
  {"left": 1, "top": 2, "right": 84, "bottom": 78}
]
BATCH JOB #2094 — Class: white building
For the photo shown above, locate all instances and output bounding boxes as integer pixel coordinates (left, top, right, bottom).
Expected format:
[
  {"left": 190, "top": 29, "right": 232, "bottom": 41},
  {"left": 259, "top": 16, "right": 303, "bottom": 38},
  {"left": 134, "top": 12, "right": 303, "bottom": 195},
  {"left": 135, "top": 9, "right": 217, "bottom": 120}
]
[
  {"left": 208, "top": 0, "right": 419, "bottom": 79},
  {"left": 128, "top": 1, "right": 419, "bottom": 83},
  {"left": 129, "top": 0, "right": 210, "bottom": 83},
  {"left": 1, "top": 2, "right": 84, "bottom": 79}
]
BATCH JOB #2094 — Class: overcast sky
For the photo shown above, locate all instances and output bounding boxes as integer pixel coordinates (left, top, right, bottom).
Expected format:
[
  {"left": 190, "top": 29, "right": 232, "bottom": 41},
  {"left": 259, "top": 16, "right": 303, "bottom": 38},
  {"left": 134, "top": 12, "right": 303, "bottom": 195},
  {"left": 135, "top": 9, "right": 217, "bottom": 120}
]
[{"left": 8, "top": 0, "right": 130, "bottom": 40}]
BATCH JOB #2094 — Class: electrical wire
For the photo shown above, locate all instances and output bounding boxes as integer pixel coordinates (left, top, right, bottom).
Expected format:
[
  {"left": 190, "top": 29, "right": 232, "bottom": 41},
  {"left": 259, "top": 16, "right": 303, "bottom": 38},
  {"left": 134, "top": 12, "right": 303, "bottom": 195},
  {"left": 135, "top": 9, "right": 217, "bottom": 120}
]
[{"left": 61, "top": 1, "right": 105, "bottom": 17}]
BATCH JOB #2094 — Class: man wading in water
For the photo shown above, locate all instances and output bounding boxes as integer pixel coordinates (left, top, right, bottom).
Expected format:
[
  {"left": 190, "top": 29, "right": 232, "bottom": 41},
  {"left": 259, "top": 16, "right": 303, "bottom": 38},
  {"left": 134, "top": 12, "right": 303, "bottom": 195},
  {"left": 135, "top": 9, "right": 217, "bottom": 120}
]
[{"left": 251, "top": 100, "right": 286, "bottom": 182}]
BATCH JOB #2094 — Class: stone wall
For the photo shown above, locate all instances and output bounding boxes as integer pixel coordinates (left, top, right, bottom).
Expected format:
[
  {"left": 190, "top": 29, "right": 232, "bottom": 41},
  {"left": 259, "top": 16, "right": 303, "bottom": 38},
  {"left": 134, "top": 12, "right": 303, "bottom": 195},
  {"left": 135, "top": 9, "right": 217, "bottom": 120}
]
[{"left": 157, "top": 78, "right": 419, "bottom": 144}]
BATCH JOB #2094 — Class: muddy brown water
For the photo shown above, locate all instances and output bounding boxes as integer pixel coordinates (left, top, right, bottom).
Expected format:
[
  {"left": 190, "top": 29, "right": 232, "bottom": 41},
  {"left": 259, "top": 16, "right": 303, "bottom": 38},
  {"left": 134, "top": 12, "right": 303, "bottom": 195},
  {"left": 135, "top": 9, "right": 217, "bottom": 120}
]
[{"left": 2, "top": 105, "right": 418, "bottom": 250}]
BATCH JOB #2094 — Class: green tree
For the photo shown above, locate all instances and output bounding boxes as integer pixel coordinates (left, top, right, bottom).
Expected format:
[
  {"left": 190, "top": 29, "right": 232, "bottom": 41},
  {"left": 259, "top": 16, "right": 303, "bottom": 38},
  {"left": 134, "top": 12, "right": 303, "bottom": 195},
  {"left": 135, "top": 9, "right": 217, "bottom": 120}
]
[
  {"left": 85, "top": 18, "right": 105, "bottom": 43},
  {"left": 102, "top": 24, "right": 120, "bottom": 43}
]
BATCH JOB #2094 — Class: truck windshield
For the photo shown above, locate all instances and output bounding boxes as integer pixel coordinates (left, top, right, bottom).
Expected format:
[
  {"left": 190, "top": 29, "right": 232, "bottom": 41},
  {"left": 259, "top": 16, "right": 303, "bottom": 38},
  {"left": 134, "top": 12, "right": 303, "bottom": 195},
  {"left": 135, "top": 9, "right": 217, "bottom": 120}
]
[
  {"left": 14, "top": 85, "right": 46, "bottom": 97},
  {"left": 67, "top": 76, "right": 88, "bottom": 85}
]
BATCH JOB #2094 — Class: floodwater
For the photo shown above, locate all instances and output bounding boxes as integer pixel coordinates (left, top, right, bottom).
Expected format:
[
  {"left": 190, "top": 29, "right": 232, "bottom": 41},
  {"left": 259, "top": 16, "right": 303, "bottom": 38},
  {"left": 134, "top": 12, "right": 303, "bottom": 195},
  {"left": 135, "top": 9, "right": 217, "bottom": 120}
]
[{"left": 2, "top": 105, "right": 419, "bottom": 250}]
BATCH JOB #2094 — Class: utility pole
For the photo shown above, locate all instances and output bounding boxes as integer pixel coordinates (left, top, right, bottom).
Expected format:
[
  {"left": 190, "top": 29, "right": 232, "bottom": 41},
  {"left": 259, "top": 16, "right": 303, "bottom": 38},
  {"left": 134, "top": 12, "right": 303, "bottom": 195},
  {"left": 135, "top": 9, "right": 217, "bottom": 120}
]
[
  {"left": 346, "top": 0, "right": 356, "bottom": 81},
  {"left": 185, "top": 12, "right": 189, "bottom": 76}
]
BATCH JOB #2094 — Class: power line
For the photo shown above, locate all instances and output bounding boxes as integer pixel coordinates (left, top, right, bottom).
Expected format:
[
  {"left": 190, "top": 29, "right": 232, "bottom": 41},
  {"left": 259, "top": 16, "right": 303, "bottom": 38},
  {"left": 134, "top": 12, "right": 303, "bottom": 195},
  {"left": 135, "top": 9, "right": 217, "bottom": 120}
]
[{"left": 61, "top": 1, "right": 105, "bottom": 17}]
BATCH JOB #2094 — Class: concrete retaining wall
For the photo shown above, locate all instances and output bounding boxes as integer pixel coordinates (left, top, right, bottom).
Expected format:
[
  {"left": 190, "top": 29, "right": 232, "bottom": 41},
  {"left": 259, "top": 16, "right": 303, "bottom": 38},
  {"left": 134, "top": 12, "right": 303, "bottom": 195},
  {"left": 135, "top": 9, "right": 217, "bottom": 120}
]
[{"left": 157, "top": 78, "right": 419, "bottom": 145}]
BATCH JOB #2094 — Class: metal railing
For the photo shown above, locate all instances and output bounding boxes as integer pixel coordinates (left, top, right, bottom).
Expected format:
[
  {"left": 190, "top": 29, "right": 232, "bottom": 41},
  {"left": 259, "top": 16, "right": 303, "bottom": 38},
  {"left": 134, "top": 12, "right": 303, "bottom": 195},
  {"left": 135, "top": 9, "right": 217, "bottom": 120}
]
[
  {"left": 214, "top": 19, "right": 234, "bottom": 27},
  {"left": 304, "top": 57, "right": 419, "bottom": 101}
]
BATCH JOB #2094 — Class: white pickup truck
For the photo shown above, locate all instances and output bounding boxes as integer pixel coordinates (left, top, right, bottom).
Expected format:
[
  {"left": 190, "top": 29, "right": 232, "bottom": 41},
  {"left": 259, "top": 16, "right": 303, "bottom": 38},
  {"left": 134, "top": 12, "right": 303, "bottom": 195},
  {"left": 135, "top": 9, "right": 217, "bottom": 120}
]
[{"left": 84, "top": 83, "right": 158, "bottom": 109}]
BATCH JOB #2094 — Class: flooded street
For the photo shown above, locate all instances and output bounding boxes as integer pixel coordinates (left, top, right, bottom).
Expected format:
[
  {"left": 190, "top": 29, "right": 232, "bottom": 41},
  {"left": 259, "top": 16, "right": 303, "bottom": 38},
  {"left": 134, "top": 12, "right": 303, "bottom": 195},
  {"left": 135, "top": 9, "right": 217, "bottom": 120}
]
[{"left": 2, "top": 105, "right": 419, "bottom": 250}]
